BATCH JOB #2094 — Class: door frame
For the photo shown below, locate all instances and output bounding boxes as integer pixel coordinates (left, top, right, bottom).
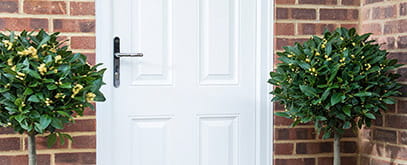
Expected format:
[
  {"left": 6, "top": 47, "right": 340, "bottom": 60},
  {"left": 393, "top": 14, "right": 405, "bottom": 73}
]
[{"left": 95, "top": 0, "right": 274, "bottom": 164}]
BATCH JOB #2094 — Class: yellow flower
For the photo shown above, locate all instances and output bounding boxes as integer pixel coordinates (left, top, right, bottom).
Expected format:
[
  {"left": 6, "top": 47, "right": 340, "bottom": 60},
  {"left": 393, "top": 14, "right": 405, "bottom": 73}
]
[
  {"left": 55, "top": 93, "right": 66, "bottom": 99},
  {"left": 72, "top": 84, "right": 84, "bottom": 95},
  {"left": 305, "top": 58, "right": 311, "bottom": 63},
  {"left": 2, "top": 40, "right": 13, "bottom": 50},
  {"left": 7, "top": 58, "right": 13, "bottom": 66},
  {"left": 28, "top": 46, "right": 37, "bottom": 58},
  {"left": 315, "top": 52, "right": 320, "bottom": 56},
  {"left": 287, "top": 54, "right": 294, "bottom": 58},
  {"left": 11, "top": 65, "right": 16, "bottom": 71},
  {"left": 45, "top": 98, "right": 53, "bottom": 106},
  {"left": 4, "top": 83, "right": 10, "bottom": 88},
  {"left": 37, "top": 63, "right": 47, "bottom": 75},
  {"left": 351, "top": 54, "right": 355, "bottom": 58},
  {"left": 17, "top": 72, "right": 25, "bottom": 77},
  {"left": 54, "top": 69, "right": 58, "bottom": 73},
  {"left": 340, "top": 37, "right": 344, "bottom": 40},
  {"left": 50, "top": 48, "right": 57, "bottom": 53},
  {"left": 361, "top": 56, "right": 365, "bottom": 59},
  {"left": 321, "top": 44, "right": 326, "bottom": 49},
  {"left": 324, "top": 55, "right": 329, "bottom": 59},
  {"left": 352, "top": 42, "right": 356, "bottom": 46},
  {"left": 55, "top": 55, "right": 62, "bottom": 63},
  {"left": 327, "top": 58, "right": 332, "bottom": 61},
  {"left": 41, "top": 44, "right": 48, "bottom": 48},
  {"left": 86, "top": 92, "right": 96, "bottom": 103}
]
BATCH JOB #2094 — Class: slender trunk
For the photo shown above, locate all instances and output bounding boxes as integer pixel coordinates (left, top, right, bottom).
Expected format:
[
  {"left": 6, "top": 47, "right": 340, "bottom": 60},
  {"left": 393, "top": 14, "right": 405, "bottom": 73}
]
[
  {"left": 333, "top": 133, "right": 341, "bottom": 165},
  {"left": 28, "top": 133, "right": 37, "bottom": 165}
]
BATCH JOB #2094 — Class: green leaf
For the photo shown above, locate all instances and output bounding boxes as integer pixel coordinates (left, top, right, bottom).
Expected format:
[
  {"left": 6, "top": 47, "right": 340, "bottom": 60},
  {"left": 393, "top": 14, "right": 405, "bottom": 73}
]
[
  {"left": 51, "top": 118, "right": 64, "bottom": 129},
  {"left": 343, "top": 106, "right": 351, "bottom": 116},
  {"left": 365, "top": 113, "right": 376, "bottom": 120},
  {"left": 15, "top": 115, "right": 26, "bottom": 123},
  {"left": 382, "top": 98, "right": 396, "bottom": 104},
  {"left": 330, "top": 93, "right": 344, "bottom": 106},
  {"left": 343, "top": 121, "right": 351, "bottom": 129},
  {"left": 275, "top": 112, "right": 291, "bottom": 118},
  {"left": 299, "top": 85, "right": 317, "bottom": 97},
  {"left": 27, "top": 95, "right": 40, "bottom": 102},
  {"left": 321, "top": 89, "right": 331, "bottom": 101},
  {"left": 57, "top": 111, "right": 70, "bottom": 117},
  {"left": 39, "top": 115, "right": 52, "bottom": 130},
  {"left": 47, "top": 133, "right": 57, "bottom": 148},
  {"left": 322, "top": 131, "right": 331, "bottom": 139},
  {"left": 297, "top": 61, "right": 311, "bottom": 70},
  {"left": 354, "top": 92, "right": 373, "bottom": 97},
  {"left": 28, "top": 69, "right": 41, "bottom": 79},
  {"left": 47, "top": 84, "right": 58, "bottom": 90},
  {"left": 60, "top": 83, "right": 71, "bottom": 89},
  {"left": 316, "top": 116, "right": 327, "bottom": 121},
  {"left": 23, "top": 88, "right": 33, "bottom": 96}
]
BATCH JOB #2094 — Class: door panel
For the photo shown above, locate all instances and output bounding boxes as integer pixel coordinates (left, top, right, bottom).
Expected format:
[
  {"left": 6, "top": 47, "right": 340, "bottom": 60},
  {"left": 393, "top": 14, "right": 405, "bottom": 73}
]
[{"left": 112, "top": 0, "right": 257, "bottom": 164}]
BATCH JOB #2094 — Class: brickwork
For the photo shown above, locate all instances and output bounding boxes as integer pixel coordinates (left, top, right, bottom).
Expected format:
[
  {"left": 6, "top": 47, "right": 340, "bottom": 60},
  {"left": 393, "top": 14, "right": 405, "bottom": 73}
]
[
  {"left": 274, "top": 1, "right": 359, "bottom": 164},
  {"left": 359, "top": 0, "right": 407, "bottom": 164},
  {"left": 0, "top": 0, "right": 96, "bottom": 165}
]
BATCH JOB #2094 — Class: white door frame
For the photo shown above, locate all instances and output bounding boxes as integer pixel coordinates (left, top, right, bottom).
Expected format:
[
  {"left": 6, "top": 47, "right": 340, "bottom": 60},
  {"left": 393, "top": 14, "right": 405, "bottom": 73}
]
[{"left": 95, "top": 0, "right": 274, "bottom": 164}]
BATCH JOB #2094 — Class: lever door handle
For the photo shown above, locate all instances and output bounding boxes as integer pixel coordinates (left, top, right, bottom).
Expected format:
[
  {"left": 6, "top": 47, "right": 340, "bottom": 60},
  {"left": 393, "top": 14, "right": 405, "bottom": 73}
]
[
  {"left": 114, "top": 53, "right": 144, "bottom": 58},
  {"left": 113, "top": 37, "right": 143, "bottom": 88}
]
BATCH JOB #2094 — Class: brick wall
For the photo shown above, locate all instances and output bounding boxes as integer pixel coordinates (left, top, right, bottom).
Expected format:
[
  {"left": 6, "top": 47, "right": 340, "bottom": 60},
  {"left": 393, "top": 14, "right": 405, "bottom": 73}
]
[
  {"left": 359, "top": 0, "right": 407, "bottom": 164},
  {"left": 0, "top": 0, "right": 96, "bottom": 165},
  {"left": 273, "top": 0, "right": 361, "bottom": 165}
]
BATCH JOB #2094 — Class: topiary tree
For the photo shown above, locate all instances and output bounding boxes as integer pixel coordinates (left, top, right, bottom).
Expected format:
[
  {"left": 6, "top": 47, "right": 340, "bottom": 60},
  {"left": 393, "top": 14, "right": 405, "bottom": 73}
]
[
  {"left": 0, "top": 30, "right": 106, "bottom": 165},
  {"left": 268, "top": 28, "right": 402, "bottom": 165}
]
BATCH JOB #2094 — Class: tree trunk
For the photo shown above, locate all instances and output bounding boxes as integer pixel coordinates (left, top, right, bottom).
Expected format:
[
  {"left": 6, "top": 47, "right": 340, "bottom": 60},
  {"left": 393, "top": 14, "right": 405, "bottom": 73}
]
[
  {"left": 333, "top": 133, "right": 341, "bottom": 165},
  {"left": 28, "top": 133, "right": 37, "bottom": 165}
]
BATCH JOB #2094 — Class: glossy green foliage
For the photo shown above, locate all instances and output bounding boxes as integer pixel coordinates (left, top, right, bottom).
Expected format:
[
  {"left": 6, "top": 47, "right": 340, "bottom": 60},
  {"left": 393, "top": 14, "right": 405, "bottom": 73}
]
[
  {"left": 0, "top": 30, "right": 106, "bottom": 146},
  {"left": 269, "top": 28, "right": 402, "bottom": 139}
]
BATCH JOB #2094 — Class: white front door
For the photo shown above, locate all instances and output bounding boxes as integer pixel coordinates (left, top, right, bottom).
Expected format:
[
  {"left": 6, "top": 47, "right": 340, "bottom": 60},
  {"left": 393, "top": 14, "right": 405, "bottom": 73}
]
[{"left": 97, "top": 0, "right": 273, "bottom": 164}]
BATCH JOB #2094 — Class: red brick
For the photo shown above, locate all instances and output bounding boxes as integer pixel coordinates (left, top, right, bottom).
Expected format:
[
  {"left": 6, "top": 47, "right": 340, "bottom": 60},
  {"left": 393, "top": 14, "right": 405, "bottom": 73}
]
[
  {"left": 70, "top": 2, "right": 95, "bottom": 16},
  {"left": 361, "top": 23, "right": 382, "bottom": 35},
  {"left": 360, "top": 141, "right": 385, "bottom": 157},
  {"left": 342, "top": 0, "right": 360, "bottom": 6},
  {"left": 0, "top": 137, "right": 20, "bottom": 151},
  {"left": 296, "top": 142, "right": 332, "bottom": 154},
  {"left": 298, "top": 23, "right": 336, "bottom": 35},
  {"left": 55, "top": 152, "right": 96, "bottom": 165},
  {"left": 62, "top": 119, "right": 96, "bottom": 132},
  {"left": 72, "top": 135, "right": 96, "bottom": 149},
  {"left": 371, "top": 158, "right": 396, "bottom": 165},
  {"left": 320, "top": 9, "right": 358, "bottom": 21},
  {"left": 24, "top": 136, "right": 68, "bottom": 150},
  {"left": 385, "top": 145, "right": 407, "bottom": 160},
  {"left": 0, "top": 18, "right": 48, "bottom": 31},
  {"left": 372, "top": 5, "right": 397, "bottom": 20},
  {"left": 274, "top": 102, "right": 284, "bottom": 111},
  {"left": 398, "top": 100, "right": 407, "bottom": 113},
  {"left": 0, "top": 155, "right": 50, "bottom": 165},
  {"left": 340, "top": 24, "right": 358, "bottom": 29},
  {"left": 275, "top": 0, "right": 295, "bottom": 4},
  {"left": 83, "top": 53, "right": 96, "bottom": 65},
  {"left": 299, "top": 0, "right": 337, "bottom": 5},
  {"left": 71, "top": 36, "right": 96, "bottom": 49},
  {"left": 317, "top": 156, "right": 357, "bottom": 165},
  {"left": 275, "top": 128, "right": 315, "bottom": 140},
  {"left": 0, "top": 1, "right": 18, "bottom": 13},
  {"left": 365, "top": 0, "right": 384, "bottom": 5},
  {"left": 401, "top": 85, "right": 407, "bottom": 97},
  {"left": 24, "top": 1, "right": 66, "bottom": 15},
  {"left": 341, "top": 141, "right": 358, "bottom": 153},
  {"left": 397, "top": 36, "right": 407, "bottom": 49},
  {"left": 276, "top": 8, "right": 289, "bottom": 19},
  {"left": 274, "top": 115, "right": 293, "bottom": 126},
  {"left": 53, "top": 19, "right": 95, "bottom": 33},
  {"left": 373, "top": 128, "right": 397, "bottom": 143},
  {"left": 292, "top": 9, "right": 316, "bottom": 20},
  {"left": 397, "top": 68, "right": 407, "bottom": 82},
  {"left": 384, "top": 20, "right": 407, "bottom": 34},
  {"left": 274, "top": 158, "right": 315, "bottom": 165},
  {"left": 399, "top": 131, "right": 407, "bottom": 145},
  {"left": 373, "top": 114, "right": 383, "bottom": 126},
  {"left": 274, "top": 143, "right": 293, "bottom": 155},
  {"left": 0, "top": 127, "right": 15, "bottom": 134},
  {"left": 385, "top": 115, "right": 407, "bottom": 129},
  {"left": 360, "top": 156, "right": 371, "bottom": 165},
  {"left": 375, "top": 37, "right": 396, "bottom": 49},
  {"left": 275, "top": 23, "right": 294, "bottom": 35},
  {"left": 401, "top": 3, "right": 407, "bottom": 16},
  {"left": 361, "top": 8, "right": 371, "bottom": 20},
  {"left": 276, "top": 38, "right": 309, "bottom": 50}
]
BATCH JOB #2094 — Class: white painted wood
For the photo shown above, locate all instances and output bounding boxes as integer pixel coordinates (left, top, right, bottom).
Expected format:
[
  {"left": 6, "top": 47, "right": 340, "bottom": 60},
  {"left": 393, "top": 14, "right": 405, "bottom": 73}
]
[{"left": 96, "top": 0, "right": 273, "bottom": 164}]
